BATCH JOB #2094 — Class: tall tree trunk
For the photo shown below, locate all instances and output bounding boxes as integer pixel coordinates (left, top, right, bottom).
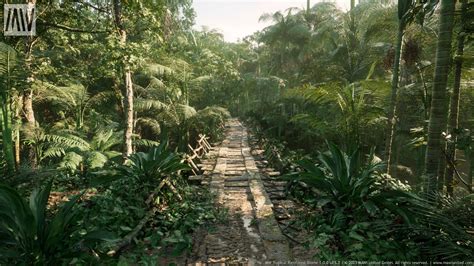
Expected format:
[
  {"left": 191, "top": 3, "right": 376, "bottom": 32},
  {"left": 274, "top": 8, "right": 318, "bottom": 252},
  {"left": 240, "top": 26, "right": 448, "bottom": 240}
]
[
  {"left": 24, "top": 0, "right": 38, "bottom": 168},
  {"left": 22, "top": 48, "right": 38, "bottom": 169},
  {"left": 445, "top": 0, "right": 468, "bottom": 197},
  {"left": 385, "top": 25, "right": 404, "bottom": 175},
  {"left": 113, "top": 0, "right": 134, "bottom": 159},
  {"left": 423, "top": 0, "right": 455, "bottom": 196},
  {"left": 350, "top": 0, "right": 355, "bottom": 10}
]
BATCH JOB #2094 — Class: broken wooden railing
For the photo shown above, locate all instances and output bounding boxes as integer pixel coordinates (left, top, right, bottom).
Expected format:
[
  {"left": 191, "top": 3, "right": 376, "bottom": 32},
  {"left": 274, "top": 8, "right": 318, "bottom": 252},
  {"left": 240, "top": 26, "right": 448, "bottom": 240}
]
[
  {"left": 184, "top": 134, "right": 213, "bottom": 176},
  {"left": 109, "top": 134, "right": 213, "bottom": 256}
]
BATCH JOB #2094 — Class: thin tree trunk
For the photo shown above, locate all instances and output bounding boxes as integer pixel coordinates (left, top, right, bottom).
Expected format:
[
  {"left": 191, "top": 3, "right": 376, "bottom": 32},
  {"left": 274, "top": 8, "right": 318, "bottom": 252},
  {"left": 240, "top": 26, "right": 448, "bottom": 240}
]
[
  {"left": 423, "top": 0, "right": 455, "bottom": 196},
  {"left": 113, "top": 0, "right": 134, "bottom": 159},
  {"left": 445, "top": 0, "right": 468, "bottom": 197},
  {"left": 21, "top": 0, "right": 38, "bottom": 169},
  {"left": 468, "top": 152, "right": 473, "bottom": 193},
  {"left": 23, "top": 90, "right": 35, "bottom": 124},
  {"left": 416, "top": 64, "right": 430, "bottom": 120},
  {"left": 385, "top": 25, "right": 404, "bottom": 175},
  {"left": 14, "top": 94, "right": 22, "bottom": 168},
  {"left": 123, "top": 67, "right": 134, "bottom": 158},
  {"left": 437, "top": 130, "right": 447, "bottom": 193}
]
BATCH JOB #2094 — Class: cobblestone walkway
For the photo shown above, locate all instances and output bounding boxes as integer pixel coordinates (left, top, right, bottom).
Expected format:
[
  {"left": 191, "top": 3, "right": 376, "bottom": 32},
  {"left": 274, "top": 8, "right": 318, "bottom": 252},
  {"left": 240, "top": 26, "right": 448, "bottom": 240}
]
[{"left": 187, "top": 119, "right": 291, "bottom": 265}]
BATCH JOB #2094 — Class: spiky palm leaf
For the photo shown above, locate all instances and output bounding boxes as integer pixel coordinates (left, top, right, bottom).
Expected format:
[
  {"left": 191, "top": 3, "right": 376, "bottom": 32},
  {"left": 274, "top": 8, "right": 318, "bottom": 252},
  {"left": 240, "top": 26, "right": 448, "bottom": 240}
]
[{"left": 0, "top": 182, "right": 115, "bottom": 263}]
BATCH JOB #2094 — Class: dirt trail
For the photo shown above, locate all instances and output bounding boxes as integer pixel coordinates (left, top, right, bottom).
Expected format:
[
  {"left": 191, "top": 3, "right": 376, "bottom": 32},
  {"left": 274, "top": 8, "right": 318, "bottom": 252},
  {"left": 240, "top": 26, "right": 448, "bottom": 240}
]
[{"left": 187, "top": 119, "right": 291, "bottom": 265}]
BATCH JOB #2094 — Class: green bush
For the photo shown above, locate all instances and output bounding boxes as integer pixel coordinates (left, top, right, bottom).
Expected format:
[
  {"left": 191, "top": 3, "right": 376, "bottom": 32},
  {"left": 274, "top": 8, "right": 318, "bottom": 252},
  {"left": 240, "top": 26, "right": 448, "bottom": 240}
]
[
  {"left": 0, "top": 182, "right": 113, "bottom": 264},
  {"left": 122, "top": 140, "right": 190, "bottom": 184},
  {"left": 190, "top": 106, "right": 230, "bottom": 142},
  {"left": 286, "top": 143, "right": 474, "bottom": 261},
  {"left": 76, "top": 142, "right": 223, "bottom": 261},
  {"left": 285, "top": 143, "right": 421, "bottom": 222}
]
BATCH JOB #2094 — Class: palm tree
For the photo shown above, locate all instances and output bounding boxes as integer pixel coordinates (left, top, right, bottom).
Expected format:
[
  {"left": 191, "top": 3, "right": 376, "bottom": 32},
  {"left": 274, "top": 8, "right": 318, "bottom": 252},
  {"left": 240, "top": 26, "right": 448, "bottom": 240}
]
[
  {"left": 445, "top": 0, "right": 468, "bottom": 196},
  {"left": 423, "top": 0, "right": 456, "bottom": 196},
  {"left": 337, "top": 3, "right": 395, "bottom": 83},
  {"left": 385, "top": 0, "right": 413, "bottom": 175},
  {"left": 259, "top": 8, "right": 306, "bottom": 77}
]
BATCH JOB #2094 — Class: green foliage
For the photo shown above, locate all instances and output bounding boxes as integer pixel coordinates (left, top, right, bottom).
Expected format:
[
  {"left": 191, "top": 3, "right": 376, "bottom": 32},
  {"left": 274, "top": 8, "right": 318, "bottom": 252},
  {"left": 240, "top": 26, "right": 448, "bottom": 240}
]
[
  {"left": 286, "top": 143, "right": 474, "bottom": 261},
  {"left": 93, "top": 185, "right": 225, "bottom": 264},
  {"left": 122, "top": 140, "right": 190, "bottom": 183},
  {"left": 0, "top": 42, "right": 21, "bottom": 172},
  {"left": 78, "top": 146, "right": 222, "bottom": 261},
  {"left": 0, "top": 0, "right": 470, "bottom": 262},
  {"left": 148, "top": 186, "right": 226, "bottom": 256},
  {"left": 190, "top": 106, "right": 230, "bottom": 141},
  {"left": 25, "top": 127, "right": 122, "bottom": 172},
  {"left": 0, "top": 181, "right": 113, "bottom": 264},
  {"left": 285, "top": 143, "right": 421, "bottom": 224},
  {"left": 246, "top": 81, "right": 388, "bottom": 153}
]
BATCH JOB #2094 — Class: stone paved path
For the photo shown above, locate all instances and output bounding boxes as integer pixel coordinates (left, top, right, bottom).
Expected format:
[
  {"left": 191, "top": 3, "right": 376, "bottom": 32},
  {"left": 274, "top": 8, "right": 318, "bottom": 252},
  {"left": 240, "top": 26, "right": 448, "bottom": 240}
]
[{"left": 187, "top": 119, "right": 291, "bottom": 265}]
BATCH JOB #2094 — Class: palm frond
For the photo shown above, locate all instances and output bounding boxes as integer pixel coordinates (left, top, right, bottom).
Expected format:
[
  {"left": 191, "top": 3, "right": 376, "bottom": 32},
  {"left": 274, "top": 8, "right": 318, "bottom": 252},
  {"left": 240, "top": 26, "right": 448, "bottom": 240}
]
[
  {"left": 58, "top": 151, "right": 83, "bottom": 170},
  {"left": 142, "top": 63, "right": 175, "bottom": 77},
  {"left": 135, "top": 98, "right": 168, "bottom": 112},
  {"left": 135, "top": 117, "right": 161, "bottom": 135}
]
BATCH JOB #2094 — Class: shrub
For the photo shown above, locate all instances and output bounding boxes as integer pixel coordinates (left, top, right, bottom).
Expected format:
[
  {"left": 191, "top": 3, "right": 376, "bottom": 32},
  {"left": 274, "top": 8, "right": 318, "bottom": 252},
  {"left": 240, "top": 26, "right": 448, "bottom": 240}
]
[
  {"left": 190, "top": 106, "right": 230, "bottom": 142},
  {"left": 0, "top": 181, "right": 113, "bottom": 264},
  {"left": 285, "top": 143, "right": 474, "bottom": 261},
  {"left": 122, "top": 140, "right": 190, "bottom": 184}
]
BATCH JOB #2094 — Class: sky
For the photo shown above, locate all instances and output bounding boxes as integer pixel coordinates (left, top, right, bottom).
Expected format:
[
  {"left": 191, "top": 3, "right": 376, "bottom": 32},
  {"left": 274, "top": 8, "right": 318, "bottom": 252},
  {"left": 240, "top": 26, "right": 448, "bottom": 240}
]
[{"left": 193, "top": 0, "right": 351, "bottom": 42}]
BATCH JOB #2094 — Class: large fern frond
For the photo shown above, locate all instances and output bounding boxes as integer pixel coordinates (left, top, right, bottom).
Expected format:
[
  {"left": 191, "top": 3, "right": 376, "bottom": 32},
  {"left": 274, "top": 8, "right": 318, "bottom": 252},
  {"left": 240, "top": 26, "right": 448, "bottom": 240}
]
[{"left": 58, "top": 151, "right": 83, "bottom": 170}]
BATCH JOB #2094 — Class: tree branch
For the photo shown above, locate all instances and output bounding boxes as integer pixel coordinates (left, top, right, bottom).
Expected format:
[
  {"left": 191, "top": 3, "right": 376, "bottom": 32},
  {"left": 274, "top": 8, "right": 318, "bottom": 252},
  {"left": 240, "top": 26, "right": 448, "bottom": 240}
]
[
  {"left": 77, "top": 0, "right": 110, "bottom": 13},
  {"left": 38, "top": 22, "right": 110, "bottom": 34}
]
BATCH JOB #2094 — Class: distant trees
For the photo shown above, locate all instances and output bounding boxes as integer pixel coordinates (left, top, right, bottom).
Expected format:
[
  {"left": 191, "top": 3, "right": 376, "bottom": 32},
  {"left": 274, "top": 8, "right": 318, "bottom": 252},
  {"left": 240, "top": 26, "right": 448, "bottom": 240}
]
[
  {"left": 0, "top": 0, "right": 234, "bottom": 174},
  {"left": 445, "top": 0, "right": 469, "bottom": 196},
  {"left": 234, "top": 0, "right": 473, "bottom": 196}
]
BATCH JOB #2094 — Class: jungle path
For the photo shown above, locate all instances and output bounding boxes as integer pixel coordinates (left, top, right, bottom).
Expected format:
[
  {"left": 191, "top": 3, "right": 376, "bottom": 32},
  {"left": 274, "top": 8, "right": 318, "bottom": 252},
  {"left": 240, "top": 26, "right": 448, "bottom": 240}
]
[{"left": 187, "top": 119, "right": 292, "bottom": 265}]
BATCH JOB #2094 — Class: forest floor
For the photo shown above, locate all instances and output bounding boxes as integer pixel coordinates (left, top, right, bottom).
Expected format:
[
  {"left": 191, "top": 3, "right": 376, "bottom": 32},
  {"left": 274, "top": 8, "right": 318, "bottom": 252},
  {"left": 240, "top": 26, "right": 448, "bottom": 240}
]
[{"left": 181, "top": 119, "right": 316, "bottom": 265}]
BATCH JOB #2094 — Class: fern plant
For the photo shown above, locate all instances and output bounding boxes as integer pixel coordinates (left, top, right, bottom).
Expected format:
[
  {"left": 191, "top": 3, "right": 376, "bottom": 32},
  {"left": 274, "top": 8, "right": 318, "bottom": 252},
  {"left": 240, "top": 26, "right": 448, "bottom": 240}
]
[{"left": 24, "top": 127, "right": 155, "bottom": 172}]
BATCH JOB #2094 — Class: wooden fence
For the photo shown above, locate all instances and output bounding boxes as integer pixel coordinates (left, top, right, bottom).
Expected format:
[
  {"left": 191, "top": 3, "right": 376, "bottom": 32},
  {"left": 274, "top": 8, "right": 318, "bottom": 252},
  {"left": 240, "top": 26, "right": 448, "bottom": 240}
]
[{"left": 184, "top": 134, "right": 212, "bottom": 176}]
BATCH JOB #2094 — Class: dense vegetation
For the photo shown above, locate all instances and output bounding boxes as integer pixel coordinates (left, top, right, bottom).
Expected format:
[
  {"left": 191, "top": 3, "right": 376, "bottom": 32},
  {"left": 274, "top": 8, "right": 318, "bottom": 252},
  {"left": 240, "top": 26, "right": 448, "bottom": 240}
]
[{"left": 0, "top": 0, "right": 473, "bottom": 263}]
